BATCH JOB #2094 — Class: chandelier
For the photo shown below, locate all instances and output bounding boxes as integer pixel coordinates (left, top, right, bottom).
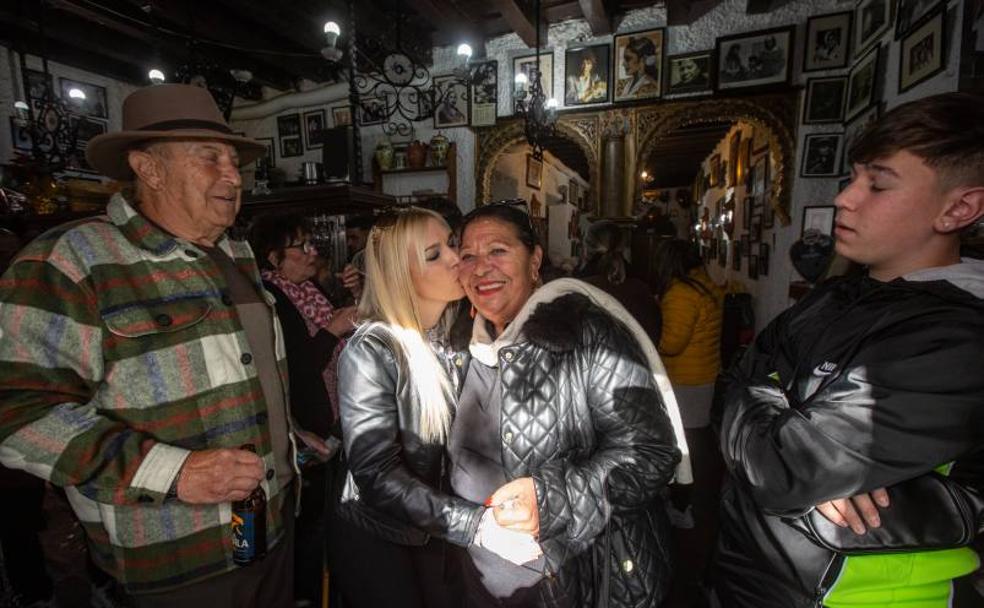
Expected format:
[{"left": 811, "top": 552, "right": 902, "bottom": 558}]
[{"left": 512, "top": 0, "right": 557, "bottom": 161}]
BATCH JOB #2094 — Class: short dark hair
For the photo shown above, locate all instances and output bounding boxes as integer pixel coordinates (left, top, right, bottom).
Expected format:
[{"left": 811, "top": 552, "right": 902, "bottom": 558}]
[
  {"left": 418, "top": 196, "right": 464, "bottom": 233},
  {"left": 849, "top": 92, "right": 984, "bottom": 190},
  {"left": 345, "top": 214, "right": 375, "bottom": 231},
  {"left": 249, "top": 213, "right": 310, "bottom": 270},
  {"left": 461, "top": 201, "right": 539, "bottom": 252}
]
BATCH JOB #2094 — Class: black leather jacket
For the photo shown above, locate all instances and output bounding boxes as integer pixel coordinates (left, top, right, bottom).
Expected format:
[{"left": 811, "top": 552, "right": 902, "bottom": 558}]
[
  {"left": 713, "top": 273, "right": 984, "bottom": 607},
  {"left": 337, "top": 293, "right": 680, "bottom": 607}
]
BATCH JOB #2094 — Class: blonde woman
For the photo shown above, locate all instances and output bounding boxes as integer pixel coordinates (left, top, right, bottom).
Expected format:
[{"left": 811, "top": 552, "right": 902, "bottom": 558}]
[{"left": 330, "top": 207, "right": 534, "bottom": 608}]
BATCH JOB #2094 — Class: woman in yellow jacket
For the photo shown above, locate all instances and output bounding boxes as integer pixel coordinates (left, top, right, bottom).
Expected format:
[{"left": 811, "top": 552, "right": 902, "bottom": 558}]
[{"left": 653, "top": 238, "right": 724, "bottom": 604}]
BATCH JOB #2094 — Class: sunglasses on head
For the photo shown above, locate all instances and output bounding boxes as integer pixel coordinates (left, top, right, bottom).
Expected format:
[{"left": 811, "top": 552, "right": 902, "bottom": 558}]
[{"left": 462, "top": 198, "right": 534, "bottom": 232}]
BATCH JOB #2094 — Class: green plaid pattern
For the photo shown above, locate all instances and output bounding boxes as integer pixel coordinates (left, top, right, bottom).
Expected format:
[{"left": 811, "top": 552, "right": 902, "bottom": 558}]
[{"left": 0, "top": 194, "right": 293, "bottom": 593}]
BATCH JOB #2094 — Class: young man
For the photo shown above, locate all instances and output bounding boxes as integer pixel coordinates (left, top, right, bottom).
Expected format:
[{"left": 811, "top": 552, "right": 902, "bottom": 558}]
[{"left": 712, "top": 92, "right": 984, "bottom": 607}]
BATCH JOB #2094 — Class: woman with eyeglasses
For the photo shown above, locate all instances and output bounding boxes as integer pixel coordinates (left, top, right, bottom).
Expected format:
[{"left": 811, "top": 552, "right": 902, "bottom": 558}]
[
  {"left": 449, "top": 202, "right": 688, "bottom": 607},
  {"left": 250, "top": 214, "right": 358, "bottom": 607}
]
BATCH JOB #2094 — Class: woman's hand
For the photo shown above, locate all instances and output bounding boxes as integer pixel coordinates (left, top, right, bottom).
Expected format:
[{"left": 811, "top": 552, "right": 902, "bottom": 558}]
[
  {"left": 489, "top": 477, "right": 539, "bottom": 536},
  {"left": 338, "top": 264, "right": 363, "bottom": 299},
  {"left": 327, "top": 306, "right": 358, "bottom": 337}
]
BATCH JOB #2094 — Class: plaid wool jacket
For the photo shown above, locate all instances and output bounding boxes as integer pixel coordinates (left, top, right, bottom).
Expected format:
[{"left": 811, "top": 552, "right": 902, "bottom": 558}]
[{"left": 0, "top": 194, "right": 294, "bottom": 594}]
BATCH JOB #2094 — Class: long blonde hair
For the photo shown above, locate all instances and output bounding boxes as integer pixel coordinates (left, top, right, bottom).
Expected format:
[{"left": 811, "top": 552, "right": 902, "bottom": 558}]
[{"left": 356, "top": 206, "right": 457, "bottom": 443}]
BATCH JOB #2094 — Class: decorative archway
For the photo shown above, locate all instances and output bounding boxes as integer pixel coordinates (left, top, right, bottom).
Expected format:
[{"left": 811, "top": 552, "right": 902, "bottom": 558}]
[
  {"left": 475, "top": 114, "right": 601, "bottom": 212},
  {"left": 635, "top": 93, "right": 798, "bottom": 225}
]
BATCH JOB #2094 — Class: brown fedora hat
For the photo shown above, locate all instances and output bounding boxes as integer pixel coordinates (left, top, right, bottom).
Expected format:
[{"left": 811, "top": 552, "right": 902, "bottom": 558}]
[{"left": 86, "top": 83, "right": 267, "bottom": 180}]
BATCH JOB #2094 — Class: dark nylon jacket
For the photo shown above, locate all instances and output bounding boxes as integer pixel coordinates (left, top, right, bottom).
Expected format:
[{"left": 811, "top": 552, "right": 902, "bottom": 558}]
[
  {"left": 713, "top": 273, "right": 984, "bottom": 608},
  {"left": 337, "top": 293, "right": 680, "bottom": 607}
]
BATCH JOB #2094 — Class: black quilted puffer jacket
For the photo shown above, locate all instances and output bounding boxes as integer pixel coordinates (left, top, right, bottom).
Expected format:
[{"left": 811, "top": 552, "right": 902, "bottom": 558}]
[{"left": 457, "top": 292, "right": 681, "bottom": 608}]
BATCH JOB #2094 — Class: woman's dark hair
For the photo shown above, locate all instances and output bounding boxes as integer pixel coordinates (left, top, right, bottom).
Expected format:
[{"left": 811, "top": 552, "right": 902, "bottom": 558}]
[
  {"left": 418, "top": 196, "right": 464, "bottom": 233},
  {"left": 582, "top": 221, "right": 628, "bottom": 285},
  {"left": 460, "top": 201, "right": 539, "bottom": 252},
  {"left": 249, "top": 213, "right": 310, "bottom": 271},
  {"left": 652, "top": 238, "right": 711, "bottom": 299},
  {"left": 626, "top": 36, "right": 660, "bottom": 81}
]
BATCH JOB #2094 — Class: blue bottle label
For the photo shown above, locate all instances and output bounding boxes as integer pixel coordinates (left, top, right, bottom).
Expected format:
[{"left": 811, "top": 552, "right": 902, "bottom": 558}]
[{"left": 232, "top": 511, "right": 256, "bottom": 564}]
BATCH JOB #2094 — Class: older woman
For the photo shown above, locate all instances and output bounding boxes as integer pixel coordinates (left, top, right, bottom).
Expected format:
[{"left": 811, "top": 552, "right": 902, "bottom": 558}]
[
  {"left": 250, "top": 214, "right": 357, "bottom": 607},
  {"left": 451, "top": 202, "right": 688, "bottom": 607}
]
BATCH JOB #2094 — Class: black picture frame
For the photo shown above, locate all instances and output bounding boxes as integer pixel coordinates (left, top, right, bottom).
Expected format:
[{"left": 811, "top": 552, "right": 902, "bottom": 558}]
[
  {"left": 331, "top": 105, "right": 352, "bottom": 127},
  {"left": 732, "top": 240, "right": 742, "bottom": 271},
  {"left": 898, "top": 6, "right": 946, "bottom": 94},
  {"left": 513, "top": 53, "right": 554, "bottom": 113},
  {"left": 9, "top": 116, "right": 33, "bottom": 152},
  {"left": 469, "top": 60, "right": 498, "bottom": 127},
  {"left": 59, "top": 78, "right": 108, "bottom": 119},
  {"left": 801, "top": 133, "right": 844, "bottom": 177},
  {"left": 564, "top": 43, "right": 611, "bottom": 105},
  {"left": 22, "top": 69, "right": 52, "bottom": 113},
  {"left": 280, "top": 135, "right": 303, "bottom": 158},
  {"left": 748, "top": 254, "right": 759, "bottom": 280},
  {"left": 845, "top": 44, "right": 880, "bottom": 122},
  {"left": 802, "top": 205, "right": 837, "bottom": 236},
  {"left": 804, "top": 11, "right": 853, "bottom": 72},
  {"left": 358, "top": 97, "right": 386, "bottom": 126},
  {"left": 803, "top": 76, "right": 848, "bottom": 124},
  {"left": 715, "top": 25, "right": 795, "bottom": 92},
  {"left": 896, "top": 0, "right": 943, "bottom": 38},
  {"left": 303, "top": 109, "right": 326, "bottom": 150},
  {"left": 277, "top": 113, "right": 302, "bottom": 137},
  {"left": 433, "top": 75, "right": 469, "bottom": 128},
  {"left": 613, "top": 29, "right": 665, "bottom": 102},
  {"left": 254, "top": 136, "right": 275, "bottom": 168},
  {"left": 759, "top": 243, "right": 770, "bottom": 276},
  {"left": 666, "top": 50, "right": 715, "bottom": 96},
  {"left": 855, "top": 0, "right": 894, "bottom": 58},
  {"left": 70, "top": 116, "right": 107, "bottom": 149}
]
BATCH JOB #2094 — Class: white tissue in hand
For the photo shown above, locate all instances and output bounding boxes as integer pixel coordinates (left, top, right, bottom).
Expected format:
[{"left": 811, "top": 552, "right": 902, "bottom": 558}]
[{"left": 475, "top": 509, "right": 543, "bottom": 565}]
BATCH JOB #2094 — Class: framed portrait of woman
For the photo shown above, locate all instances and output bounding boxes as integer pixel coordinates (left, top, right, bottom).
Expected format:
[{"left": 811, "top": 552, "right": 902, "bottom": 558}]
[
  {"left": 666, "top": 50, "right": 714, "bottom": 96},
  {"left": 803, "top": 11, "right": 852, "bottom": 72},
  {"left": 564, "top": 44, "right": 610, "bottom": 105},
  {"left": 613, "top": 29, "right": 664, "bottom": 102}
]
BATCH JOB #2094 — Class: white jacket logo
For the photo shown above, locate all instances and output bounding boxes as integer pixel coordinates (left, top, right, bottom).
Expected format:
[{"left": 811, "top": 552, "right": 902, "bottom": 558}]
[{"left": 813, "top": 361, "right": 837, "bottom": 376}]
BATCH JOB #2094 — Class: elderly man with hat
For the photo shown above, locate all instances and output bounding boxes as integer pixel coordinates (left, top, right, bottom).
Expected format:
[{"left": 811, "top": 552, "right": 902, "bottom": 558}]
[{"left": 0, "top": 84, "right": 320, "bottom": 606}]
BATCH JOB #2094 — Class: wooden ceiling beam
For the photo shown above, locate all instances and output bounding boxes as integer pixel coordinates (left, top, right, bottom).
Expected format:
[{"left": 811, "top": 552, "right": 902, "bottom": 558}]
[
  {"left": 578, "top": 0, "right": 611, "bottom": 35},
  {"left": 746, "top": 0, "right": 796, "bottom": 15},
  {"left": 405, "top": 0, "right": 485, "bottom": 52},
  {"left": 491, "top": 0, "right": 547, "bottom": 49}
]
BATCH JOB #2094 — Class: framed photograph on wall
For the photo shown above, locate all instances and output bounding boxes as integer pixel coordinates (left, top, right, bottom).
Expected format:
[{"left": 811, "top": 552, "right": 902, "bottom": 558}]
[
  {"left": 254, "top": 136, "right": 275, "bottom": 168},
  {"left": 802, "top": 205, "right": 836, "bottom": 236},
  {"left": 801, "top": 133, "right": 843, "bottom": 177},
  {"left": 70, "top": 116, "right": 107, "bottom": 149},
  {"left": 9, "top": 116, "right": 33, "bottom": 151},
  {"left": 277, "top": 113, "right": 302, "bottom": 137},
  {"left": 469, "top": 60, "right": 498, "bottom": 127},
  {"left": 526, "top": 154, "right": 543, "bottom": 189},
  {"left": 898, "top": 6, "right": 945, "bottom": 93},
  {"left": 433, "top": 75, "right": 468, "bottom": 128},
  {"left": 759, "top": 242, "right": 770, "bottom": 276},
  {"left": 845, "top": 44, "right": 880, "bottom": 122},
  {"left": 896, "top": 0, "right": 942, "bottom": 38},
  {"left": 613, "top": 29, "right": 665, "bottom": 102},
  {"left": 666, "top": 50, "right": 714, "bottom": 96},
  {"left": 855, "top": 0, "right": 894, "bottom": 58},
  {"left": 803, "top": 76, "right": 848, "bottom": 124},
  {"left": 804, "top": 11, "right": 853, "bottom": 72},
  {"left": 331, "top": 105, "right": 352, "bottom": 126},
  {"left": 22, "top": 69, "right": 52, "bottom": 113},
  {"left": 513, "top": 53, "right": 553, "bottom": 113},
  {"left": 565, "top": 44, "right": 611, "bottom": 105},
  {"left": 358, "top": 97, "right": 386, "bottom": 126},
  {"left": 708, "top": 154, "right": 722, "bottom": 187},
  {"left": 303, "top": 109, "right": 326, "bottom": 150},
  {"left": 59, "top": 78, "right": 108, "bottom": 119},
  {"left": 727, "top": 131, "right": 741, "bottom": 186},
  {"left": 280, "top": 136, "right": 303, "bottom": 158},
  {"left": 715, "top": 26, "right": 794, "bottom": 92}
]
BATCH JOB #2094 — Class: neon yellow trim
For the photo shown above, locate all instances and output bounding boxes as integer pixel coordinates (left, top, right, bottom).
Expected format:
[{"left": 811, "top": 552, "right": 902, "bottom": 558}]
[{"left": 824, "top": 548, "right": 980, "bottom": 607}]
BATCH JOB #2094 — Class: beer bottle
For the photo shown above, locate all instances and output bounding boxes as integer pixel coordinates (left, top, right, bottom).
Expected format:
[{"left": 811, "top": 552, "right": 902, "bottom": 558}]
[{"left": 231, "top": 444, "right": 267, "bottom": 565}]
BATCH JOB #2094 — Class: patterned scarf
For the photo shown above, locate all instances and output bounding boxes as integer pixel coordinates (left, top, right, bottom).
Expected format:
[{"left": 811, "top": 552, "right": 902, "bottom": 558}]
[{"left": 261, "top": 270, "right": 335, "bottom": 337}]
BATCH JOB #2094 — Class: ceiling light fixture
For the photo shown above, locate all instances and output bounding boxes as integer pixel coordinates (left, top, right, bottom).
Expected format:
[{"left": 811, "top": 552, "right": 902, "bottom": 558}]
[{"left": 512, "top": 0, "right": 556, "bottom": 161}]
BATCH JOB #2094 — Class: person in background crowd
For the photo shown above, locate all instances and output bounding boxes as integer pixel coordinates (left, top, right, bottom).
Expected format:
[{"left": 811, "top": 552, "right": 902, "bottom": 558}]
[
  {"left": 250, "top": 214, "right": 358, "bottom": 608},
  {"left": 331, "top": 206, "right": 495, "bottom": 608},
  {"left": 451, "top": 201, "right": 687, "bottom": 607},
  {"left": 651, "top": 238, "right": 724, "bottom": 605},
  {"left": 712, "top": 92, "right": 984, "bottom": 608},
  {"left": 576, "top": 220, "right": 661, "bottom": 346},
  {"left": 0, "top": 83, "right": 328, "bottom": 607}
]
